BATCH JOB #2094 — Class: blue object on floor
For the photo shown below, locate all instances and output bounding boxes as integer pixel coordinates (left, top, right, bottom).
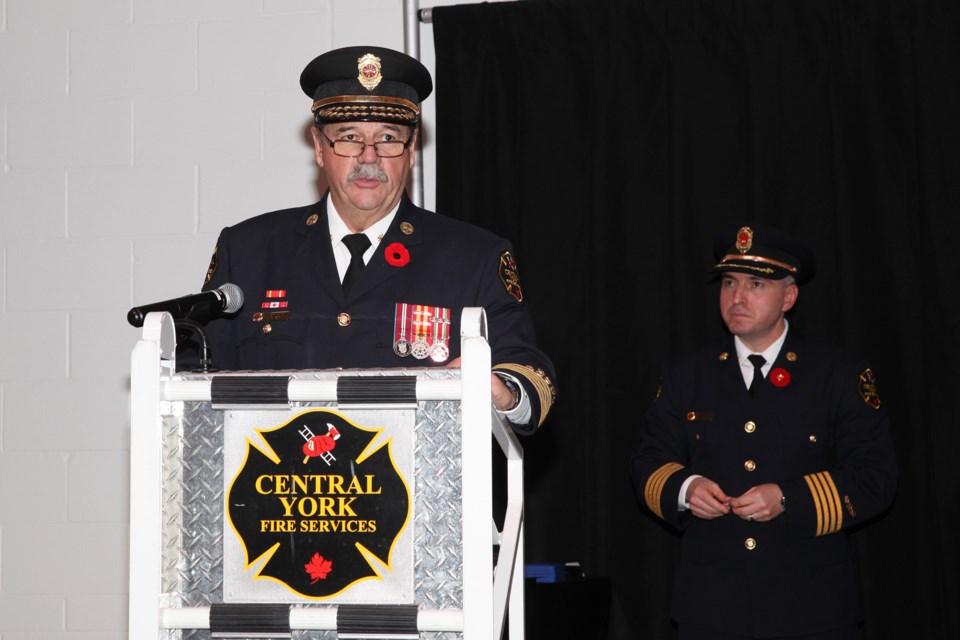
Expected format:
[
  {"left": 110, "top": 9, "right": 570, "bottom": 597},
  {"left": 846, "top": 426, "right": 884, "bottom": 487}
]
[{"left": 524, "top": 563, "right": 566, "bottom": 583}]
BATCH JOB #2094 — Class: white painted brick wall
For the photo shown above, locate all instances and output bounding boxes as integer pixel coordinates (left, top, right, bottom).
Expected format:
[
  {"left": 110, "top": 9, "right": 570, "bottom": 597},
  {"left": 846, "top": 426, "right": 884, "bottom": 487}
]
[
  {"left": 69, "top": 166, "right": 197, "bottom": 237},
  {"left": 71, "top": 24, "right": 199, "bottom": 98},
  {"left": 0, "top": 170, "right": 68, "bottom": 239},
  {"left": 6, "top": 0, "right": 131, "bottom": 30},
  {"left": 9, "top": 98, "right": 134, "bottom": 169},
  {"left": 7, "top": 239, "right": 132, "bottom": 310},
  {"left": 0, "top": 0, "right": 511, "bottom": 635}
]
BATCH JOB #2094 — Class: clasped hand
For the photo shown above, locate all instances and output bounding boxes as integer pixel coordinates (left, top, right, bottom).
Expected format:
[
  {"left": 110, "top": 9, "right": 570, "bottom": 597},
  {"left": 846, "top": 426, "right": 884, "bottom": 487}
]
[{"left": 686, "top": 477, "right": 785, "bottom": 522}]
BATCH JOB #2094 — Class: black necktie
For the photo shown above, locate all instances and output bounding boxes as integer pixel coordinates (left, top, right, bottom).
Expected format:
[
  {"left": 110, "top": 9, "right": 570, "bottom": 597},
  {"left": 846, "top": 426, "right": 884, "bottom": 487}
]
[
  {"left": 748, "top": 354, "right": 766, "bottom": 397},
  {"left": 341, "top": 233, "right": 371, "bottom": 294}
]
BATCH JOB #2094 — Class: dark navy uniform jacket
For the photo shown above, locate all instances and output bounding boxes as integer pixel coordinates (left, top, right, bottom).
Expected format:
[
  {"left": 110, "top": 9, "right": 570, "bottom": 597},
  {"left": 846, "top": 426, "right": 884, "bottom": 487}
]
[
  {"left": 630, "top": 331, "right": 897, "bottom": 637},
  {"left": 185, "top": 194, "right": 556, "bottom": 432}
]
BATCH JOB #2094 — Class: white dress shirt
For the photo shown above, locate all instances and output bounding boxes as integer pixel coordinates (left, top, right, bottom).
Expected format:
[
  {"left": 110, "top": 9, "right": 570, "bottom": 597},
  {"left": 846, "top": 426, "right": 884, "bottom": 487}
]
[{"left": 327, "top": 200, "right": 398, "bottom": 279}]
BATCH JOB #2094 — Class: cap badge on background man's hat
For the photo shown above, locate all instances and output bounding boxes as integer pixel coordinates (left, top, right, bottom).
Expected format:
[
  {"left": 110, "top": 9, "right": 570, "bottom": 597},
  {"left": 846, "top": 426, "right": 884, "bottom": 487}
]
[
  {"left": 357, "top": 53, "right": 382, "bottom": 91},
  {"left": 711, "top": 222, "right": 816, "bottom": 284},
  {"left": 736, "top": 226, "right": 753, "bottom": 254}
]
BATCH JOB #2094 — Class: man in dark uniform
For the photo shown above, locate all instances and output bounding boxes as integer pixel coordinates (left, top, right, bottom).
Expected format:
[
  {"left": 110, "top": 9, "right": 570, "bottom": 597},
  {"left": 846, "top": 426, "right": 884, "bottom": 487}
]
[
  {"left": 189, "top": 46, "right": 556, "bottom": 433},
  {"left": 630, "top": 224, "right": 897, "bottom": 639}
]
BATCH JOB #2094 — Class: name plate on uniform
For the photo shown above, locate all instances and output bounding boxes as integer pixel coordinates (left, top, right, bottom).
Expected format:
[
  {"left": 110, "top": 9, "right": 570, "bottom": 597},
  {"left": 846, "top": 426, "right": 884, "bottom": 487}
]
[{"left": 222, "top": 408, "right": 415, "bottom": 603}]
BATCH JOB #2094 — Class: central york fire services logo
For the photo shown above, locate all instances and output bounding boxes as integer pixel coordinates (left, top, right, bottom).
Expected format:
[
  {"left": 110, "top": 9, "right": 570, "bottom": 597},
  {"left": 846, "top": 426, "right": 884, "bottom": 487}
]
[{"left": 226, "top": 410, "right": 410, "bottom": 599}]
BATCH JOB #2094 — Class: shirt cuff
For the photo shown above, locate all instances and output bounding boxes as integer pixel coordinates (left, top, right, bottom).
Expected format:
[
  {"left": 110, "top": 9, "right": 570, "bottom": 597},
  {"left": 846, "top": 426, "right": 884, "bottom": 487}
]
[
  {"left": 494, "top": 372, "right": 532, "bottom": 425},
  {"left": 678, "top": 474, "right": 702, "bottom": 511}
]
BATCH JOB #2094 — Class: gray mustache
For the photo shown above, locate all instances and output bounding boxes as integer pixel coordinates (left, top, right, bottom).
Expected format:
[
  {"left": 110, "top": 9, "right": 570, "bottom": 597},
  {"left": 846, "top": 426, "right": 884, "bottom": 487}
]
[{"left": 348, "top": 164, "right": 389, "bottom": 182}]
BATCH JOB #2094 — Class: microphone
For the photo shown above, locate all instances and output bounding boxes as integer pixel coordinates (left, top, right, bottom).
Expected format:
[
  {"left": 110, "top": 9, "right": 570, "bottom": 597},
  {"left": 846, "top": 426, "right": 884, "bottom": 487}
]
[{"left": 127, "top": 283, "right": 244, "bottom": 328}]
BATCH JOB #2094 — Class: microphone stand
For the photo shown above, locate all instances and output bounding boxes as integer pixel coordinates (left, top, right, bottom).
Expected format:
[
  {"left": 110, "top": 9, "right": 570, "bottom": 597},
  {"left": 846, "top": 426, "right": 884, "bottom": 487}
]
[{"left": 175, "top": 319, "right": 213, "bottom": 373}]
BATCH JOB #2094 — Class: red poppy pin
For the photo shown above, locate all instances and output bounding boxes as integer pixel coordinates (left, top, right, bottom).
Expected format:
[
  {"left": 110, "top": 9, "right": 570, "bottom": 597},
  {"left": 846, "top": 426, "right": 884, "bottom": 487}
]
[
  {"left": 770, "top": 367, "right": 791, "bottom": 387},
  {"left": 384, "top": 242, "right": 410, "bottom": 267}
]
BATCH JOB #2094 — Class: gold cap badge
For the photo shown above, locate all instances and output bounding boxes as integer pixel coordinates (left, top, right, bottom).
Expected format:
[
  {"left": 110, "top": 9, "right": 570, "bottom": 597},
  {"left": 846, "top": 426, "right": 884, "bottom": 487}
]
[
  {"left": 736, "top": 226, "right": 753, "bottom": 254},
  {"left": 357, "top": 53, "right": 382, "bottom": 91}
]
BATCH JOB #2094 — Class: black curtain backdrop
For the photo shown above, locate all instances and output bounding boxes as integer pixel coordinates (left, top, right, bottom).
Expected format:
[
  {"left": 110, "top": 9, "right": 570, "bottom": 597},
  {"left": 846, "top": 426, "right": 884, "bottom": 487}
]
[{"left": 432, "top": 1, "right": 959, "bottom": 638}]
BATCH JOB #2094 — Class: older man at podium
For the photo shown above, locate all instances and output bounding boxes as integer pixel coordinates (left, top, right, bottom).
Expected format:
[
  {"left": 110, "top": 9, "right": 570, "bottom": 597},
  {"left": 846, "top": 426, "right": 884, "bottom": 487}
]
[{"left": 182, "top": 46, "right": 556, "bottom": 434}]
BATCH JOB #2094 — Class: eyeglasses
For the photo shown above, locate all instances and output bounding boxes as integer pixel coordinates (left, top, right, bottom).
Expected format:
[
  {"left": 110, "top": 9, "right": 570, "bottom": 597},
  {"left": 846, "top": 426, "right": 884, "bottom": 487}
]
[{"left": 319, "top": 131, "right": 413, "bottom": 158}]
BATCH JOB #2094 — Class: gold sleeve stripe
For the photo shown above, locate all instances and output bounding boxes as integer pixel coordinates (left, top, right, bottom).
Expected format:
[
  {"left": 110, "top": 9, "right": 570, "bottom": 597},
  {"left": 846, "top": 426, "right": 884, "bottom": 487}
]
[
  {"left": 803, "top": 476, "right": 823, "bottom": 536},
  {"left": 804, "top": 471, "right": 843, "bottom": 536},
  {"left": 820, "top": 472, "right": 843, "bottom": 534},
  {"left": 818, "top": 473, "right": 842, "bottom": 534},
  {"left": 493, "top": 363, "right": 557, "bottom": 428},
  {"left": 644, "top": 462, "right": 684, "bottom": 520}
]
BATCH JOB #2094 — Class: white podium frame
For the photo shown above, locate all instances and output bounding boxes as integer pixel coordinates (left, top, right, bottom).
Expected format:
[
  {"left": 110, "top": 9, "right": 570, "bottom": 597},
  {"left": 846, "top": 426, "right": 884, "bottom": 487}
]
[{"left": 128, "top": 308, "right": 525, "bottom": 639}]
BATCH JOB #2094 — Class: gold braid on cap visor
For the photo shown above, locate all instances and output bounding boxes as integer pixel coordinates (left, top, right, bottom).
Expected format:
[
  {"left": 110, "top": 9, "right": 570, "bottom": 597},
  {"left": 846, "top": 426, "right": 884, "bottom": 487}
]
[
  {"left": 312, "top": 95, "right": 420, "bottom": 122},
  {"left": 715, "top": 253, "right": 798, "bottom": 275}
]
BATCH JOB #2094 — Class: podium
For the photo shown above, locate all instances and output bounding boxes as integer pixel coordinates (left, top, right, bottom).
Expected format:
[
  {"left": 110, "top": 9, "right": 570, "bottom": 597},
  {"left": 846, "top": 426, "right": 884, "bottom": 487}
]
[{"left": 129, "top": 308, "right": 525, "bottom": 639}]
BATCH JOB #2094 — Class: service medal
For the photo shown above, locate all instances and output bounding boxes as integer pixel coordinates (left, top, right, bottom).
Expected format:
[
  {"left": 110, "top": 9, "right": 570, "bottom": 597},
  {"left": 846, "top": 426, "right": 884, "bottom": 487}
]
[
  {"left": 393, "top": 303, "right": 413, "bottom": 357},
  {"left": 394, "top": 338, "right": 412, "bottom": 357},
  {"left": 410, "top": 304, "right": 434, "bottom": 359},
  {"left": 428, "top": 306, "right": 451, "bottom": 363},
  {"left": 411, "top": 338, "right": 431, "bottom": 359},
  {"left": 429, "top": 342, "right": 450, "bottom": 363},
  {"left": 399, "top": 303, "right": 453, "bottom": 362}
]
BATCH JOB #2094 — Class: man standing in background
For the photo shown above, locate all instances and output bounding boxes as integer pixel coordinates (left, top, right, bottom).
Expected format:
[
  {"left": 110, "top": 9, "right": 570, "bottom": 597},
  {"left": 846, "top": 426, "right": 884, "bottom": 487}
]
[{"left": 631, "top": 223, "right": 897, "bottom": 639}]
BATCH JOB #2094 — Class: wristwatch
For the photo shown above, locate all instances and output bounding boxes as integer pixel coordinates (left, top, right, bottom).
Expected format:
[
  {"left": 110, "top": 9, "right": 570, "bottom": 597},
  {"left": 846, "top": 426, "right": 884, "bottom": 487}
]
[{"left": 496, "top": 374, "right": 521, "bottom": 411}]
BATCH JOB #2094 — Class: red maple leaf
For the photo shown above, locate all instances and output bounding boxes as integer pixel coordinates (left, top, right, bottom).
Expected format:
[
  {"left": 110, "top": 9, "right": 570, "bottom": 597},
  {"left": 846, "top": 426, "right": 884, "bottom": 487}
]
[{"left": 304, "top": 552, "right": 333, "bottom": 584}]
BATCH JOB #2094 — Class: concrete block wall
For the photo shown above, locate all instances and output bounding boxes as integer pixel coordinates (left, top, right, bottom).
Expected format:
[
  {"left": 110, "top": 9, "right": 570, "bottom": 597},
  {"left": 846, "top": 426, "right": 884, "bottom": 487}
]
[{"left": 0, "top": 0, "right": 511, "bottom": 636}]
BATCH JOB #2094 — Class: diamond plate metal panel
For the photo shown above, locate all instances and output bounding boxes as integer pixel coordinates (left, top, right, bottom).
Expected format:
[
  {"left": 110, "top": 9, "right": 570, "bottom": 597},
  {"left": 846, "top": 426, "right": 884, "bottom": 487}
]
[{"left": 160, "top": 369, "right": 465, "bottom": 639}]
